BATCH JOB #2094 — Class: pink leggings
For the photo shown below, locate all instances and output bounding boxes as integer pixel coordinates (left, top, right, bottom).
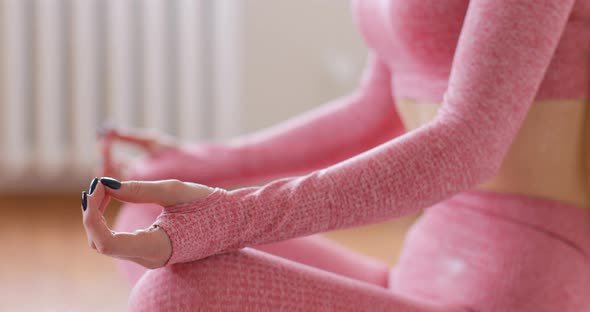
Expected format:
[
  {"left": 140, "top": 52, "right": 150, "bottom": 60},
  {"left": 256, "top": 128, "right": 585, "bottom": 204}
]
[
  {"left": 114, "top": 203, "right": 468, "bottom": 311},
  {"left": 114, "top": 190, "right": 590, "bottom": 311}
]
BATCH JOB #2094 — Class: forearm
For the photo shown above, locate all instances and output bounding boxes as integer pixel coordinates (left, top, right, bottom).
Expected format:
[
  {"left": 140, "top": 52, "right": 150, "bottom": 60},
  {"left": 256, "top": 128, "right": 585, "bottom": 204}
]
[
  {"left": 210, "top": 90, "right": 404, "bottom": 185},
  {"left": 153, "top": 0, "right": 574, "bottom": 265},
  {"left": 151, "top": 54, "right": 401, "bottom": 187},
  {"left": 155, "top": 116, "right": 497, "bottom": 265},
  {"left": 201, "top": 54, "right": 404, "bottom": 186}
]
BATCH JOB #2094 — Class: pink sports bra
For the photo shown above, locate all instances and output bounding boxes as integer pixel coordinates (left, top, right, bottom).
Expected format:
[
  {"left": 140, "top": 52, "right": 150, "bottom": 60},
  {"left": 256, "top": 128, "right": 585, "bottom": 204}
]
[{"left": 353, "top": 0, "right": 590, "bottom": 102}]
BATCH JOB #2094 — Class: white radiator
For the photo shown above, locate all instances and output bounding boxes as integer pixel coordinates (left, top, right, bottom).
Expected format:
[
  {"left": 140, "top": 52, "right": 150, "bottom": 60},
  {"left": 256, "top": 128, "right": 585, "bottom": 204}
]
[{"left": 0, "top": 0, "right": 241, "bottom": 191}]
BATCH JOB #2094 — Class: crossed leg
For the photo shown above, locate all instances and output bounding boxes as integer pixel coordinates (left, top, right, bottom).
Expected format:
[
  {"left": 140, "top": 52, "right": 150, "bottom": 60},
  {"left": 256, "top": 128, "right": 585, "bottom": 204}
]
[
  {"left": 114, "top": 203, "right": 389, "bottom": 287},
  {"left": 128, "top": 248, "right": 470, "bottom": 311},
  {"left": 115, "top": 203, "right": 471, "bottom": 311}
]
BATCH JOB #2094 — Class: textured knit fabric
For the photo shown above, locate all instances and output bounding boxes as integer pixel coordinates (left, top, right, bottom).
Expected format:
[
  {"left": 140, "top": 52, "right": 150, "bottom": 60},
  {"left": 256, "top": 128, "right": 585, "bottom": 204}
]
[
  {"left": 391, "top": 190, "right": 590, "bottom": 312},
  {"left": 128, "top": 52, "right": 405, "bottom": 186},
  {"left": 129, "top": 0, "right": 590, "bottom": 187},
  {"left": 353, "top": 0, "right": 590, "bottom": 102},
  {"left": 153, "top": 0, "right": 578, "bottom": 263},
  {"left": 127, "top": 248, "right": 469, "bottom": 312},
  {"left": 114, "top": 203, "right": 390, "bottom": 288},
  {"left": 118, "top": 0, "right": 590, "bottom": 310},
  {"left": 126, "top": 191, "right": 590, "bottom": 311}
]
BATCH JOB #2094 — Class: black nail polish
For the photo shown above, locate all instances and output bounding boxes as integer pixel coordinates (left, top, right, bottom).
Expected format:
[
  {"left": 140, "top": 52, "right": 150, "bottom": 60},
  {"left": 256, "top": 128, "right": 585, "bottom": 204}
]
[
  {"left": 100, "top": 177, "right": 121, "bottom": 190},
  {"left": 89, "top": 177, "right": 99, "bottom": 195},
  {"left": 82, "top": 191, "right": 88, "bottom": 211}
]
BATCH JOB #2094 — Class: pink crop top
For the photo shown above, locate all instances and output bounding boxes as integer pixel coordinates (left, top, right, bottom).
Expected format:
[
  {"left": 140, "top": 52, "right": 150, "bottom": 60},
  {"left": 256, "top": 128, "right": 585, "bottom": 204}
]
[
  {"left": 145, "top": 0, "right": 588, "bottom": 265},
  {"left": 354, "top": 0, "right": 590, "bottom": 102}
]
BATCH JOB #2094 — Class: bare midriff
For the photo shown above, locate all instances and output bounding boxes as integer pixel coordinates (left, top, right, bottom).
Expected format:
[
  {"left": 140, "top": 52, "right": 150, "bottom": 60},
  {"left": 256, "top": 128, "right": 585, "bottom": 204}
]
[{"left": 396, "top": 98, "right": 590, "bottom": 210}]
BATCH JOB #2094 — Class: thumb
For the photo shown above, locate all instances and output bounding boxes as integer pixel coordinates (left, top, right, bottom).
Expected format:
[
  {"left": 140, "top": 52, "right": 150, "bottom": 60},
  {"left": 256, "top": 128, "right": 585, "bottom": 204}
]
[{"left": 99, "top": 177, "right": 216, "bottom": 207}]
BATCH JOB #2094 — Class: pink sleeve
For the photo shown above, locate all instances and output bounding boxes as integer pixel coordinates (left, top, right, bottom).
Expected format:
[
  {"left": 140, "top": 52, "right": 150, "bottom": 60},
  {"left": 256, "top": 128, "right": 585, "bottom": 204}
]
[
  {"left": 129, "top": 53, "right": 404, "bottom": 185},
  {"left": 200, "top": 53, "right": 405, "bottom": 185},
  {"left": 154, "top": 0, "right": 575, "bottom": 264}
]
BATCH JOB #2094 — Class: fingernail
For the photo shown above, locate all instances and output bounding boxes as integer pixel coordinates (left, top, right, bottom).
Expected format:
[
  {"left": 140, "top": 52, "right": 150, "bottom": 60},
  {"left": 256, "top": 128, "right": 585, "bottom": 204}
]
[
  {"left": 81, "top": 191, "right": 88, "bottom": 211},
  {"left": 100, "top": 177, "right": 121, "bottom": 190},
  {"left": 89, "top": 177, "right": 99, "bottom": 195}
]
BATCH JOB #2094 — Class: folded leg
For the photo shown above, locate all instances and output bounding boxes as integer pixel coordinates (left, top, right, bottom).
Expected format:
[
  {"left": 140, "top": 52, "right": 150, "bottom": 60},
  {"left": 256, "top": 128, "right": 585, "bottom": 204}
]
[
  {"left": 114, "top": 203, "right": 388, "bottom": 287},
  {"left": 254, "top": 236, "right": 389, "bottom": 286},
  {"left": 129, "top": 248, "right": 470, "bottom": 311}
]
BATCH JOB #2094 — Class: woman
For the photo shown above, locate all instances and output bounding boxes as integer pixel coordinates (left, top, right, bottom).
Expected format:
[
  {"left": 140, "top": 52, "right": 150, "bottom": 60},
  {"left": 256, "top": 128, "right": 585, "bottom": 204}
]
[{"left": 82, "top": 0, "right": 590, "bottom": 310}]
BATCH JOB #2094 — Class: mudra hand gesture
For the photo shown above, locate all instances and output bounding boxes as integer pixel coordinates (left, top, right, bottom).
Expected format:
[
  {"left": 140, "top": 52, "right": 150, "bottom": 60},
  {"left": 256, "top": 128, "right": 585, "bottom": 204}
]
[
  {"left": 81, "top": 177, "right": 216, "bottom": 268},
  {"left": 96, "top": 125, "right": 179, "bottom": 181}
]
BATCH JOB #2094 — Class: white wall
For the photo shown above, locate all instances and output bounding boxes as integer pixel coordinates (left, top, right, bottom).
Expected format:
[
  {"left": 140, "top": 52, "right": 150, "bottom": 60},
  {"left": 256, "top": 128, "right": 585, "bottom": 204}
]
[
  {"left": 0, "top": 0, "right": 368, "bottom": 191},
  {"left": 236, "top": 1, "right": 368, "bottom": 133}
]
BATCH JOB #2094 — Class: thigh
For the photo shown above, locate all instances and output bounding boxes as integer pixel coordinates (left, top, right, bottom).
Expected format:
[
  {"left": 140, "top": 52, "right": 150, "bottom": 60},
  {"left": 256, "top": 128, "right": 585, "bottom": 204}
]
[
  {"left": 115, "top": 203, "right": 389, "bottom": 287},
  {"left": 253, "top": 235, "right": 389, "bottom": 286},
  {"left": 393, "top": 197, "right": 590, "bottom": 312},
  {"left": 129, "top": 248, "right": 470, "bottom": 312}
]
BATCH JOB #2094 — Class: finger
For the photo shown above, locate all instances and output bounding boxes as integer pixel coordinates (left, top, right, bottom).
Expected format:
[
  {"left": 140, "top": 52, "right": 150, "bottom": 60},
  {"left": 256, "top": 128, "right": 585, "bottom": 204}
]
[
  {"left": 82, "top": 185, "right": 114, "bottom": 253},
  {"left": 110, "top": 128, "right": 176, "bottom": 153},
  {"left": 81, "top": 192, "right": 94, "bottom": 249},
  {"left": 94, "top": 226, "right": 169, "bottom": 268},
  {"left": 86, "top": 178, "right": 100, "bottom": 249},
  {"left": 96, "top": 146, "right": 125, "bottom": 180},
  {"left": 80, "top": 187, "right": 103, "bottom": 249},
  {"left": 97, "top": 134, "right": 114, "bottom": 176},
  {"left": 88, "top": 177, "right": 100, "bottom": 197},
  {"left": 87, "top": 177, "right": 109, "bottom": 214},
  {"left": 96, "top": 121, "right": 116, "bottom": 138},
  {"left": 93, "top": 178, "right": 112, "bottom": 214},
  {"left": 107, "top": 230, "right": 159, "bottom": 258},
  {"left": 99, "top": 177, "right": 215, "bottom": 207},
  {"left": 110, "top": 129, "right": 158, "bottom": 148},
  {"left": 91, "top": 228, "right": 118, "bottom": 250},
  {"left": 96, "top": 125, "right": 130, "bottom": 180},
  {"left": 102, "top": 159, "right": 124, "bottom": 181}
]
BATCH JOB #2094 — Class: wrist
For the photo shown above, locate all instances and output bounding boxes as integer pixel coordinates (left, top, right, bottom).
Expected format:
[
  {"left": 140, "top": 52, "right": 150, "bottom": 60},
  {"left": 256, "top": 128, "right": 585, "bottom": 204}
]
[{"left": 153, "top": 187, "right": 230, "bottom": 264}]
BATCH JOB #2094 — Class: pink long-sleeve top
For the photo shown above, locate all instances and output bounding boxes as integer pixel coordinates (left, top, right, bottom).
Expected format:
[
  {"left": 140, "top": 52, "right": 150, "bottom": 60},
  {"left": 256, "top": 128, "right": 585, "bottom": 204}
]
[{"left": 153, "top": 0, "right": 589, "bottom": 265}]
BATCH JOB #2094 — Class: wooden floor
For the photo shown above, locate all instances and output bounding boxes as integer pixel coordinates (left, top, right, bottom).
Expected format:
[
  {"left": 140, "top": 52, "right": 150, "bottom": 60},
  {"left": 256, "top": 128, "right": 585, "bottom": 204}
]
[{"left": 1, "top": 193, "right": 419, "bottom": 311}]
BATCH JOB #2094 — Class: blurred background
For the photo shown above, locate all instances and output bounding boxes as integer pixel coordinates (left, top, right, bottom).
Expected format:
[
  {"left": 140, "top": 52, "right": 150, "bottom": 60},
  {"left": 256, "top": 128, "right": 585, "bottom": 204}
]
[{"left": 0, "top": 1, "right": 418, "bottom": 310}]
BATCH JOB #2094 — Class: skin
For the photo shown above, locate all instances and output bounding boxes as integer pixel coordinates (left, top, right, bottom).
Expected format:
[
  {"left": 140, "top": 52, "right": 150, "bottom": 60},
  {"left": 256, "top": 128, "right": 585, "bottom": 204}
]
[
  {"left": 82, "top": 177, "right": 214, "bottom": 268},
  {"left": 86, "top": 127, "right": 216, "bottom": 268},
  {"left": 396, "top": 98, "right": 590, "bottom": 210}
]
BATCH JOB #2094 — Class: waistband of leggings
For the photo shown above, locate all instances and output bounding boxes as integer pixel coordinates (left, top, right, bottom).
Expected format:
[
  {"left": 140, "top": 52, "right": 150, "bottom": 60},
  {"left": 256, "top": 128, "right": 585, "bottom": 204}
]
[{"left": 443, "top": 189, "right": 590, "bottom": 258}]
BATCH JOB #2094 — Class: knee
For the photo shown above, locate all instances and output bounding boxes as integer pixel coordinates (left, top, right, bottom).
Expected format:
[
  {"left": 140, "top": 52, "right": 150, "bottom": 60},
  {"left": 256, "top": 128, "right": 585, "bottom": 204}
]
[
  {"left": 128, "top": 263, "right": 204, "bottom": 312},
  {"left": 128, "top": 250, "right": 262, "bottom": 311}
]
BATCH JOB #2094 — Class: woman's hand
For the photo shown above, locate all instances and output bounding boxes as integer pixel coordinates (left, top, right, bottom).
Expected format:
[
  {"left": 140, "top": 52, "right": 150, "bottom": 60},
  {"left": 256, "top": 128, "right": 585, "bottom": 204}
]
[
  {"left": 81, "top": 177, "right": 216, "bottom": 269},
  {"left": 96, "top": 125, "right": 179, "bottom": 181},
  {"left": 96, "top": 125, "right": 232, "bottom": 185}
]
